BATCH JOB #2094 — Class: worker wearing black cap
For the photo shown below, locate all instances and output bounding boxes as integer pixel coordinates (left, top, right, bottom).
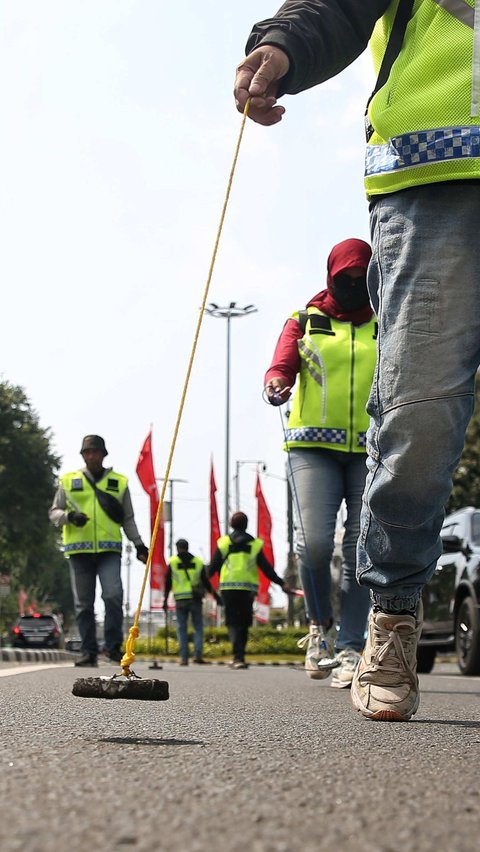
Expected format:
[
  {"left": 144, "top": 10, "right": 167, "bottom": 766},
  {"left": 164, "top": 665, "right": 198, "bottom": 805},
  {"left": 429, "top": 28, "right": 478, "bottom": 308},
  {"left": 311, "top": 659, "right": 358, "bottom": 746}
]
[{"left": 49, "top": 435, "right": 149, "bottom": 667}]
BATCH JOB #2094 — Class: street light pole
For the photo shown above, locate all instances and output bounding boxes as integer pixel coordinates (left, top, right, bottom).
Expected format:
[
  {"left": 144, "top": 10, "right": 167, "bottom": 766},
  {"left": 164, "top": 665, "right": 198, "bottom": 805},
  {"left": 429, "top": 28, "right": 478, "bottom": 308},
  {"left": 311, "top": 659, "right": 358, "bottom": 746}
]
[
  {"left": 156, "top": 477, "right": 188, "bottom": 557},
  {"left": 205, "top": 302, "right": 257, "bottom": 533},
  {"left": 234, "top": 459, "right": 267, "bottom": 510}
]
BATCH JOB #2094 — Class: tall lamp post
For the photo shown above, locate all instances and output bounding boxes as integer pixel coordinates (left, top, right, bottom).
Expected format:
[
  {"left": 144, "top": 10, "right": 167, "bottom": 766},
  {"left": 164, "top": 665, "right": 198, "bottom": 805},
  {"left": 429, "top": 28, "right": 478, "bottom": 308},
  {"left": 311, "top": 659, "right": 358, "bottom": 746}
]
[
  {"left": 156, "top": 477, "right": 188, "bottom": 557},
  {"left": 205, "top": 302, "right": 257, "bottom": 532},
  {"left": 234, "top": 459, "right": 266, "bottom": 511}
]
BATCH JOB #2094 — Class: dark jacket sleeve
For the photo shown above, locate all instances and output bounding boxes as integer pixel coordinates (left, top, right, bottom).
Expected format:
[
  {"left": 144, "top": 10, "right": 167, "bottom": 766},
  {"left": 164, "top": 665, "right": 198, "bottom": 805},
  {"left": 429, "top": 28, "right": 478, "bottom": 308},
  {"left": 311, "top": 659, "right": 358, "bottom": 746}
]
[
  {"left": 201, "top": 566, "right": 216, "bottom": 594},
  {"left": 257, "top": 550, "right": 285, "bottom": 588},
  {"left": 246, "top": 0, "right": 391, "bottom": 96},
  {"left": 164, "top": 566, "right": 172, "bottom": 599},
  {"left": 208, "top": 548, "right": 225, "bottom": 578}
]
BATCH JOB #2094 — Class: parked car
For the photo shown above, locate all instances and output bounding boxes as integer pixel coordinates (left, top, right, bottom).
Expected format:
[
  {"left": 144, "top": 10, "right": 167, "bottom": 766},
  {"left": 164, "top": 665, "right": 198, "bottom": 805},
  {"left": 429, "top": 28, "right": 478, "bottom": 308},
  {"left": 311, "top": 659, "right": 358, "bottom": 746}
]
[
  {"left": 417, "top": 506, "right": 480, "bottom": 675},
  {"left": 11, "top": 613, "right": 64, "bottom": 650}
]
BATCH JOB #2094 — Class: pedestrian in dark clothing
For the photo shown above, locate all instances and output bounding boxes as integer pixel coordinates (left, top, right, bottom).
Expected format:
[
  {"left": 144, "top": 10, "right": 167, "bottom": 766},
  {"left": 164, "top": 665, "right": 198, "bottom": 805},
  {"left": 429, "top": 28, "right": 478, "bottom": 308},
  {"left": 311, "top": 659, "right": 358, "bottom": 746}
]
[{"left": 209, "top": 512, "right": 291, "bottom": 668}]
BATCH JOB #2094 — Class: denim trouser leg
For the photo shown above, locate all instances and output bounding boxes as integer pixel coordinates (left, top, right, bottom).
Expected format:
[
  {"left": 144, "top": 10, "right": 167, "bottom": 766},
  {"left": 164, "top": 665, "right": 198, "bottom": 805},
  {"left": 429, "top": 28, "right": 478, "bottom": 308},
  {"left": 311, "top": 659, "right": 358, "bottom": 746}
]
[
  {"left": 287, "top": 448, "right": 370, "bottom": 651},
  {"left": 358, "top": 184, "right": 480, "bottom": 611},
  {"left": 190, "top": 600, "right": 204, "bottom": 659},
  {"left": 69, "top": 554, "right": 99, "bottom": 655},
  {"left": 175, "top": 604, "right": 190, "bottom": 660},
  {"left": 97, "top": 551, "right": 124, "bottom": 652}
]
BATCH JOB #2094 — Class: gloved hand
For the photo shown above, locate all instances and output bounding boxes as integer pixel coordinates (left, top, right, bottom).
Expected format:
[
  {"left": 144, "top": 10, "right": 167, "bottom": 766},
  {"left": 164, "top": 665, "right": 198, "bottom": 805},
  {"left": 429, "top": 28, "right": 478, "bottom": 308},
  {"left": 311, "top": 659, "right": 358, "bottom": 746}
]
[
  {"left": 136, "top": 544, "right": 149, "bottom": 563},
  {"left": 68, "top": 511, "right": 89, "bottom": 527}
]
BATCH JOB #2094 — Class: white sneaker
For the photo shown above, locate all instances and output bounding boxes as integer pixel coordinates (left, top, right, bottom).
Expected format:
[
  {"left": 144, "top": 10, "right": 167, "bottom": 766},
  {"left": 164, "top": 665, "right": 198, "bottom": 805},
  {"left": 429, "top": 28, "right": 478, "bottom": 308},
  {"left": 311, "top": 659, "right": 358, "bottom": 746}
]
[
  {"left": 297, "top": 624, "right": 337, "bottom": 680},
  {"left": 330, "top": 649, "right": 361, "bottom": 689},
  {"left": 351, "top": 606, "right": 422, "bottom": 721}
]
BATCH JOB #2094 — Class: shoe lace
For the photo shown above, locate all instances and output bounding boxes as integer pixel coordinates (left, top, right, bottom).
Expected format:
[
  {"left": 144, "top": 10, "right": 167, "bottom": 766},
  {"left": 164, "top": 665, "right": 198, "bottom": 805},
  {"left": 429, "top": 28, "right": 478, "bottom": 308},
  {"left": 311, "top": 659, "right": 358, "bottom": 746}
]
[
  {"left": 364, "top": 618, "right": 417, "bottom": 685},
  {"left": 297, "top": 626, "right": 321, "bottom": 650}
]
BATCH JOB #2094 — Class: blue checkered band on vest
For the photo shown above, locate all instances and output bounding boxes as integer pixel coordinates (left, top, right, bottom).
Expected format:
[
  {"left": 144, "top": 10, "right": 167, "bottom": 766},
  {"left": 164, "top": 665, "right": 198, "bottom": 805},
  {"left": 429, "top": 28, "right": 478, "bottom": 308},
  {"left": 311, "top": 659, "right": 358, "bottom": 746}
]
[
  {"left": 286, "top": 427, "right": 347, "bottom": 445},
  {"left": 64, "top": 541, "right": 94, "bottom": 552},
  {"left": 365, "top": 126, "right": 480, "bottom": 176}
]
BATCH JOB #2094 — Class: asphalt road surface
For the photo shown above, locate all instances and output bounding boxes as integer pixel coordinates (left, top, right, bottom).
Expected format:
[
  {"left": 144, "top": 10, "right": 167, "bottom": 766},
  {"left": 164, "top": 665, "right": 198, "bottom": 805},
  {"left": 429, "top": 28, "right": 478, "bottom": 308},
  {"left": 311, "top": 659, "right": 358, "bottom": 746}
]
[{"left": 1, "top": 658, "right": 479, "bottom": 852}]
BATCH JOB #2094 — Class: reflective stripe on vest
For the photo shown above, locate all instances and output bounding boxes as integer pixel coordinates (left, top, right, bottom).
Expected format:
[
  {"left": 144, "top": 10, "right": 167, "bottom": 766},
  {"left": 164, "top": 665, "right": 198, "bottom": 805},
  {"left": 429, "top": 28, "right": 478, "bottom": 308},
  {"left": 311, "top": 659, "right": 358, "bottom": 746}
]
[
  {"left": 62, "top": 470, "right": 126, "bottom": 554},
  {"left": 217, "top": 535, "right": 263, "bottom": 593},
  {"left": 285, "top": 311, "right": 377, "bottom": 453},
  {"left": 169, "top": 555, "right": 203, "bottom": 600}
]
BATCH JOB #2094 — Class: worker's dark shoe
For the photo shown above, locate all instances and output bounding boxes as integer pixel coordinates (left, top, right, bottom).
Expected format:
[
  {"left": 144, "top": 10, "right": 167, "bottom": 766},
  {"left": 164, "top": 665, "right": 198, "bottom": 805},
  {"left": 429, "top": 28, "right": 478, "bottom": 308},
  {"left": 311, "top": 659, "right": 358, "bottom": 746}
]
[
  {"left": 192, "top": 657, "right": 210, "bottom": 665},
  {"left": 106, "top": 647, "right": 123, "bottom": 663},
  {"left": 74, "top": 653, "right": 98, "bottom": 667},
  {"left": 231, "top": 660, "right": 248, "bottom": 670},
  {"left": 179, "top": 658, "right": 188, "bottom": 666}
]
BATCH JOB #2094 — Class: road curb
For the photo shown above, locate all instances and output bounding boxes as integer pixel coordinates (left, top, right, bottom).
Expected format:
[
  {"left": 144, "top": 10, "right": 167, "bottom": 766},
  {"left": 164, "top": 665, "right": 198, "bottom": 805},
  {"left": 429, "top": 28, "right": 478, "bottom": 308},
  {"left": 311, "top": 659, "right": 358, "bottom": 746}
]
[{"left": 0, "top": 648, "right": 75, "bottom": 663}]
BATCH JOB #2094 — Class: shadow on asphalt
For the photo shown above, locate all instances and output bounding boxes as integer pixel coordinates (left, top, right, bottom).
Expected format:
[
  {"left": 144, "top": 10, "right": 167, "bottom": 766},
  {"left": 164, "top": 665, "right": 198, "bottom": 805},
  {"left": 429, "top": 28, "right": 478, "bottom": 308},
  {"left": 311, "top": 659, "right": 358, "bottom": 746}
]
[
  {"left": 412, "top": 719, "right": 480, "bottom": 728},
  {"left": 99, "top": 736, "right": 205, "bottom": 747}
]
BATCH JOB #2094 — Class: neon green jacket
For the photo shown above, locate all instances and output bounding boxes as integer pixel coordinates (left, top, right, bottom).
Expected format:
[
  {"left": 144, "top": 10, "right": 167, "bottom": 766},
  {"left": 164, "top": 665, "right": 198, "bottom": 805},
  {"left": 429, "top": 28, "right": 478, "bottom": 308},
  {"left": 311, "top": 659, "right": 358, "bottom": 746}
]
[
  {"left": 217, "top": 535, "right": 264, "bottom": 593},
  {"left": 285, "top": 310, "right": 377, "bottom": 453},
  {"left": 61, "top": 470, "right": 127, "bottom": 554},
  {"left": 169, "top": 555, "right": 204, "bottom": 601},
  {"left": 366, "top": 0, "right": 480, "bottom": 195}
]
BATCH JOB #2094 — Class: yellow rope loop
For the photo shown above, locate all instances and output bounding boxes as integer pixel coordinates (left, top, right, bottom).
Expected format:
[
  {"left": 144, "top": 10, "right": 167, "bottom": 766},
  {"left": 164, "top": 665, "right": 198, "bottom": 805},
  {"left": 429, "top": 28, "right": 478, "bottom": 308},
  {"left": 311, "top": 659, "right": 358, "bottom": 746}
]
[
  {"left": 122, "top": 97, "right": 252, "bottom": 667},
  {"left": 120, "top": 624, "right": 140, "bottom": 676}
]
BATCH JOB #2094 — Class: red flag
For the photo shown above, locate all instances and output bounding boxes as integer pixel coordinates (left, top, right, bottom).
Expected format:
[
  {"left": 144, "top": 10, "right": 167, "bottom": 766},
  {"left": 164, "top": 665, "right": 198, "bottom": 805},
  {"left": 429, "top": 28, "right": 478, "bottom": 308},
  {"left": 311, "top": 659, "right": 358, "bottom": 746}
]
[
  {"left": 209, "top": 458, "right": 221, "bottom": 591},
  {"left": 255, "top": 471, "right": 273, "bottom": 623},
  {"left": 136, "top": 430, "right": 168, "bottom": 609}
]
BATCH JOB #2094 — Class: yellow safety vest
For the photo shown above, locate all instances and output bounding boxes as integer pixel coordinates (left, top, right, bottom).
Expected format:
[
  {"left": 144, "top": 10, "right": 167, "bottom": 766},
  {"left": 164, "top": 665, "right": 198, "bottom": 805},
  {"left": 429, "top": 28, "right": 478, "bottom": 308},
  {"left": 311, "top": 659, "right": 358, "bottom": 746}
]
[
  {"left": 285, "top": 309, "right": 377, "bottom": 453},
  {"left": 169, "top": 555, "right": 204, "bottom": 601},
  {"left": 217, "top": 535, "right": 263, "bottom": 593},
  {"left": 366, "top": 0, "right": 480, "bottom": 195},
  {"left": 61, "top": 470, "right": 127, "bottom": 555}
]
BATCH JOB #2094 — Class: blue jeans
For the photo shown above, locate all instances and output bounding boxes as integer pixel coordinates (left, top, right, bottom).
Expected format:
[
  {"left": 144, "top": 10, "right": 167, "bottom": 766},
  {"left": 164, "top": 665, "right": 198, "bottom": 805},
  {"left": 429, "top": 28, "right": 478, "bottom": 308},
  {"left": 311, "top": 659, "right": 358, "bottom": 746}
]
[
  {"left": 358, "top": 183, "right": 480, "bottom": 611},
  {"left": 287, "top": 448, "right": 370, "bottom": 651},
  {"left": 69, "top": 552, "right": 123, "bottom": 655},
  {"left": 175, "top": 599, "right": 204, "bottom": 661}
]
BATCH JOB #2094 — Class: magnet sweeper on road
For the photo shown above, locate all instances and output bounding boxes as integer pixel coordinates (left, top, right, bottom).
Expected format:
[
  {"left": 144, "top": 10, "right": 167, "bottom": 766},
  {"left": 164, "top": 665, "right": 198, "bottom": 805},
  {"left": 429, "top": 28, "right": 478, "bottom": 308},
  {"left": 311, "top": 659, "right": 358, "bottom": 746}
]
[{"left": 72, "top": 100, "right": 253, "bottom": 703}]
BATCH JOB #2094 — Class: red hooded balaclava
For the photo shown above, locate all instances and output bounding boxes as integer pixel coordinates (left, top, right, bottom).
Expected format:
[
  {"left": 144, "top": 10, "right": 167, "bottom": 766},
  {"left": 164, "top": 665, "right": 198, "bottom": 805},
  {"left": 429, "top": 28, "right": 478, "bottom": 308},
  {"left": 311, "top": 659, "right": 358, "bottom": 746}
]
[{"left": 308, "top": 238, "right": 373, "bottom": 325}]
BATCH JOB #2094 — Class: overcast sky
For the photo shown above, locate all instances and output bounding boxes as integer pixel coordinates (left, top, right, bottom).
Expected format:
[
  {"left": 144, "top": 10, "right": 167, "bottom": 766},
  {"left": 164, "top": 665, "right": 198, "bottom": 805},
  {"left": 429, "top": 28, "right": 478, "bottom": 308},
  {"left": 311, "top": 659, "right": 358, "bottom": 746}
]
[{"left": 0, "top": 1, "right": 375, "bottom": 614}]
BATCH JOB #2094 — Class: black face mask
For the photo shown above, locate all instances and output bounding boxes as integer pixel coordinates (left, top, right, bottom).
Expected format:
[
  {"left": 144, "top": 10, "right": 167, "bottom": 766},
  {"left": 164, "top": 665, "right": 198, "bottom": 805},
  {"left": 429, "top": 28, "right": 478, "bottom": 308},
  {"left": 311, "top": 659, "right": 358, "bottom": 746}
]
[{"left": 330, "top": 273, "right": 369, "bottom": 311}]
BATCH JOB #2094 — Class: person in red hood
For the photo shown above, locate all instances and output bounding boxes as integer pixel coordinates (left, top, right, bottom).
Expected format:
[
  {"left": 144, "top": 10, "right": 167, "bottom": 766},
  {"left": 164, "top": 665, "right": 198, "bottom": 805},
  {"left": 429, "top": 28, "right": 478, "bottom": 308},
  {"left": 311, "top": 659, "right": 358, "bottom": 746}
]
[{"left": 265, "top": 238, "right": 377, "bottom": 687}]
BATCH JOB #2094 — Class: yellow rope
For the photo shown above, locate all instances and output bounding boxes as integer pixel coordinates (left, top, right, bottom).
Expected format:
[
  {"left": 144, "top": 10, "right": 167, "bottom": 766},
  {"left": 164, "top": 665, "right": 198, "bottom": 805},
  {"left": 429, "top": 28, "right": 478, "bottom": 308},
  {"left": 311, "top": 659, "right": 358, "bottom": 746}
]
[{"left": 121, "top": 98, "right": 251, "bottom": 676}]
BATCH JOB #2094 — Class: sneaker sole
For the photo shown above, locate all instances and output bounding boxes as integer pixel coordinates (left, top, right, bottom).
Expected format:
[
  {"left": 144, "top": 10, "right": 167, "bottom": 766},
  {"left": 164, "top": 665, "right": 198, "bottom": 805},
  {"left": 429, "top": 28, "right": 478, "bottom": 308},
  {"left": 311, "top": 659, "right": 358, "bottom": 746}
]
[
  {"left": 330, "top": 679, "right": 352, "bottom": 689},
  {"left": 351, "top": 687, "right": 419, "bottom": 721},
  {"left": 306, "top": 668, "right": 331, "bottom": 680}
]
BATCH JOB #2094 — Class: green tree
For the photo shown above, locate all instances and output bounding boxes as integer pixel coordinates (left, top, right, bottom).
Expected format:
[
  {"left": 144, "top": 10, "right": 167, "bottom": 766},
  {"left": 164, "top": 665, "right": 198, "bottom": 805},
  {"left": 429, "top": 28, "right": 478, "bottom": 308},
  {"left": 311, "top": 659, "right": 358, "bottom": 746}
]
[
  {"left": 447, "top": 377, "right": 480, "bottom": 513},
  {"left": 0, "top": 380, "right": 73, "bottom": 633}
]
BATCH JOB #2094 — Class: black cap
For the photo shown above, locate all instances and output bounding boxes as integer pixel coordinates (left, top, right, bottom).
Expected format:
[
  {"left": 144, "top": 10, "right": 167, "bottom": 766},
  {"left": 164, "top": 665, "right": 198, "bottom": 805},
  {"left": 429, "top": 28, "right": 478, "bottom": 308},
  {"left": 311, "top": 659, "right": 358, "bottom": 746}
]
[{"left": 80, "top": 435, "right": 108, "bottom": 455}]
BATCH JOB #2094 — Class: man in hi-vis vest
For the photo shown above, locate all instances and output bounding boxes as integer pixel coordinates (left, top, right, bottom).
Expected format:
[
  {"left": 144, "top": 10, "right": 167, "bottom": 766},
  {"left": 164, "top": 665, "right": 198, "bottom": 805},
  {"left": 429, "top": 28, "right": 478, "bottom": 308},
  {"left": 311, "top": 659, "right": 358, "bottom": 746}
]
[
  {"left": 209, "top": 512, "right": 290, "bottom": 669},
  {"left": 49, "top": 435, "right": 148, "bottom": 667},
  {"left": 234, "top": 0, "right": 479, "bottom": 722},
  {"left": 164, "top": 538, "right": 221, "bottom": 666}
]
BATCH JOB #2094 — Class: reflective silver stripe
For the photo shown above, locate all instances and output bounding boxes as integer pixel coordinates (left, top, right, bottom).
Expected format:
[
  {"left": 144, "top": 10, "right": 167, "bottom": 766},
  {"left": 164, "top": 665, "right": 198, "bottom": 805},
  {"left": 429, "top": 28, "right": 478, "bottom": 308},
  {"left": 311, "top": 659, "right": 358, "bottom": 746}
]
[
  {"left": 297, "top": 338, "right": 327, "bottom": 423},
  {"left": 432, "top": 0, "right": 474, "bottom": 27}
]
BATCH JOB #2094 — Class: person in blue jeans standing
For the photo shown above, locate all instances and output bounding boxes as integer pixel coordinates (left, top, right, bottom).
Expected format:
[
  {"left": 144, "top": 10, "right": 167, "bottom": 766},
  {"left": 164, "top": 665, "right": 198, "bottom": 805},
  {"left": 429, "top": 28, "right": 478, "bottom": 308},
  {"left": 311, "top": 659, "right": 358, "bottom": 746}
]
[
  {"left": 164, "top": 538, "right": 220, "bottom": 665},
  {"left": 265, "top": 238, "right": 376, "bottom": 687},
  {"left": 235, "top": 0, "right": 479, "bottom": 721}
]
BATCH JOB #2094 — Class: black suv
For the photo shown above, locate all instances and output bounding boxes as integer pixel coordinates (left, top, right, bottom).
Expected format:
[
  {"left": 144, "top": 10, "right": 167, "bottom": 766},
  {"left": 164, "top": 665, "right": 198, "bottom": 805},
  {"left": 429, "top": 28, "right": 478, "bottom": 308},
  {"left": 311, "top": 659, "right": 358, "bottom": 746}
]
[
  {"left": 12, "top": 614, "right": 64, "bottom": 650},
  {"left": 418, "top": 506, "right": 480, "bottom": 674}
]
